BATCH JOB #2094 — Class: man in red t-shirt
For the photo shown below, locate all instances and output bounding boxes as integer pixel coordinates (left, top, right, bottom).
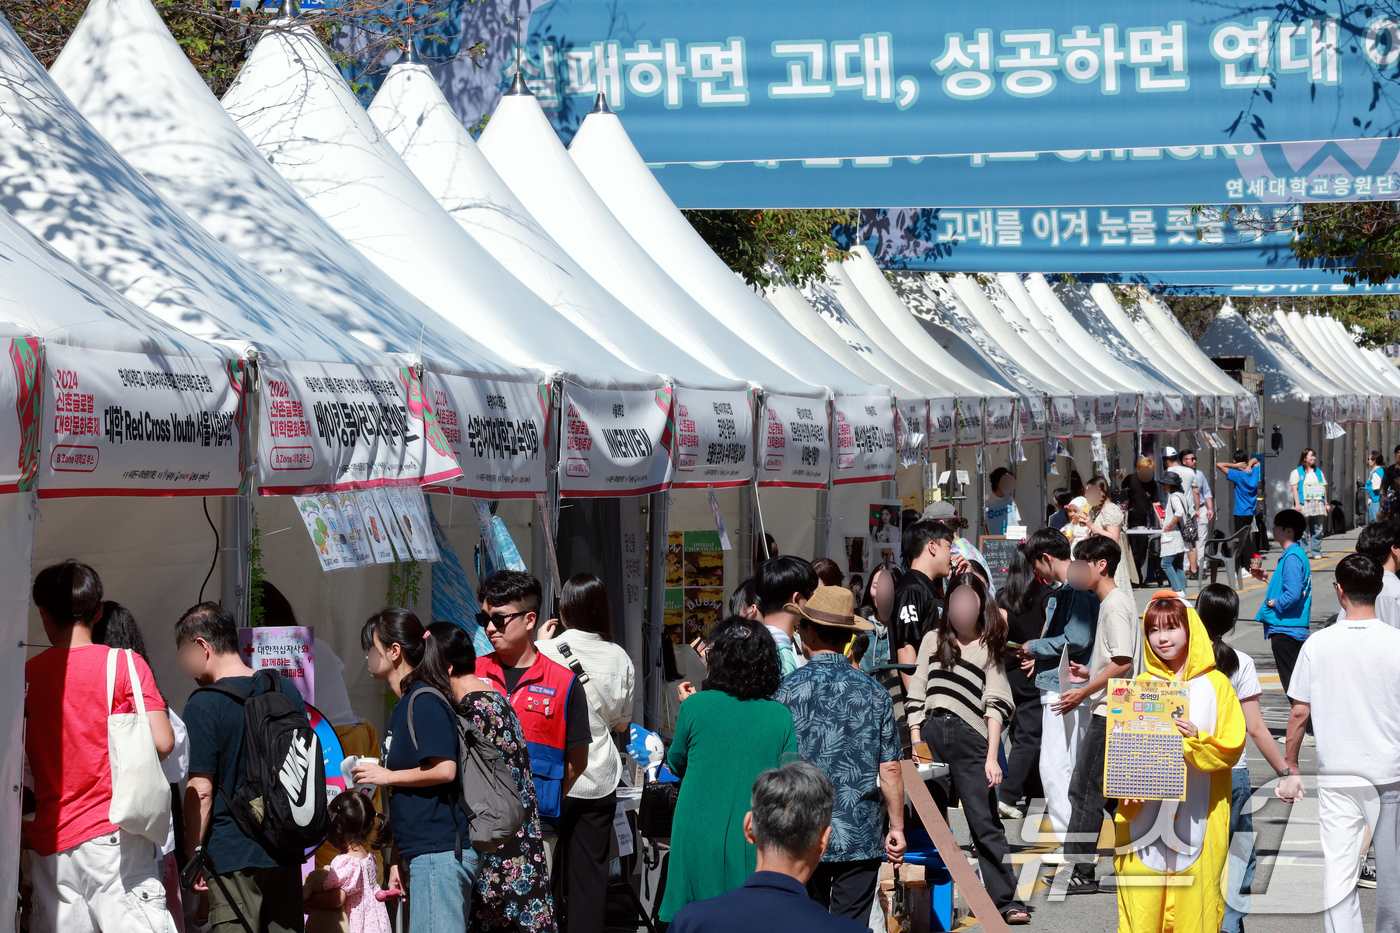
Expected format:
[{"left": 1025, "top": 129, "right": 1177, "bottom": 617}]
[{"left": 24, "top": 560, "right": 175, "bottom": 933}]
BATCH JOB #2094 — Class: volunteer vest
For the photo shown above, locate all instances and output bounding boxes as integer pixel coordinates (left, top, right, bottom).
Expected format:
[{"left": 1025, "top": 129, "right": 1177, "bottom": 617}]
[{"left": 476, "top": 652, "right": 575, "bottom": 821}]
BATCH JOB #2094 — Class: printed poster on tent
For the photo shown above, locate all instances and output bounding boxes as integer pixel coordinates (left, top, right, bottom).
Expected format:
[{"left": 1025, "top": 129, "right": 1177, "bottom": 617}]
[
  {"left": 258, "top": 359, "right": 461, "bottom": 495},
  {"left": 896, "top": 397, "right": 926, "bottom": 466},
  {"left": 671, "top": 388, "right": 754, "bottom": 489},
  {"left": 424, "top": 372, "right": 548, "bottom": 499},
  {"left": 39, "top": 344, "right": 244, "bottom": 496},
  {"left": 1017, "top": 395, "right": 1046, "bottom": 442},
  {"left": 1073, "top": 397, "right": 1095, "bottom": 438},
  {"left": 663, "top": 530, "right": 725, "bottom": 645},
  {"left": 238, "top": 626, "right": 314, "bottom": 704},
  {"left": 1049, "top": 396, "right": 1075, "bottom": 439},
  {"left": 559, "top": 383, "right": 673, "bottom": 497},
  {"left": 759, "top": 394, "right": 830, "bottom": 488},
  {"left": 1116, "top": 393, "right": 1138, "bottom": 434},
  {"left": 955, "top": 398, "right": 984, "bottom": 447},
  {"left": 984, "top": 397, "right": 1015, "bottom": 445},
  {"left": 1095, "top": 396, "right": 1118, "bottom": 435},
  {"left": 353, "top": 489, "right": 398, "bottom": 563},
  {"left": 293, "top": 494, "right": 361, "bottom": 571},
  {"left": 832, "top": 396, "right": 896, "bottom": 484},
  {"left": 1142, "top": 393, "right": 1168, "bottom": 433},
  {"left": 928, "top": 397, "right": 957, "bottom": 450}
]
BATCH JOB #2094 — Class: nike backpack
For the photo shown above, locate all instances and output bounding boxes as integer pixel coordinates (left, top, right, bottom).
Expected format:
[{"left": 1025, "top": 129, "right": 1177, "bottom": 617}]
[{"left": 198, "top": 671, "right": 329, "bottom": 865}]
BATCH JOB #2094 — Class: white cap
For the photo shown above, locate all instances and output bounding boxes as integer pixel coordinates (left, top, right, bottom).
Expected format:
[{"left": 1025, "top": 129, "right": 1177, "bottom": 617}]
[{"left": 1162, "top": 446, "right": 1178, "bottom": 458}]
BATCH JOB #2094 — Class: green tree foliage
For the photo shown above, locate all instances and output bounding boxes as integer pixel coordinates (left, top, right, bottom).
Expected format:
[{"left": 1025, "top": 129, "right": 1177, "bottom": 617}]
[{"left": 682, "top": 209, "right": 858, "bottom": 290}]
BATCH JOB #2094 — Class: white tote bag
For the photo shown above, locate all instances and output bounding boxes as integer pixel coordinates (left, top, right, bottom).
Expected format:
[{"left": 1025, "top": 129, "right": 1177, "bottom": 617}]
[{"left": 107, "top": 648, "right": 171, "bottom": 844}]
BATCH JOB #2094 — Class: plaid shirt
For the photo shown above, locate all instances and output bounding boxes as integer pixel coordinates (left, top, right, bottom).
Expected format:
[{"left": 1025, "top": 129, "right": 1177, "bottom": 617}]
[{"left": 774, "top": 653, "right": 900, "bottom": 861}]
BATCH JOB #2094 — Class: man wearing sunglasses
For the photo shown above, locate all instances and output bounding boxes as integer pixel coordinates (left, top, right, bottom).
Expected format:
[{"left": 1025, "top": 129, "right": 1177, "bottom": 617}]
[{"left": 474, "top": 571, "right": 591, "bottom": 828}]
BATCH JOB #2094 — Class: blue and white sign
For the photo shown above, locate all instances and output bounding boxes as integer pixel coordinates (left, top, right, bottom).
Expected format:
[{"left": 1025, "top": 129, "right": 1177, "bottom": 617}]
[{"left": 522, "top": 0, "right": 1400, "bottom": 162}]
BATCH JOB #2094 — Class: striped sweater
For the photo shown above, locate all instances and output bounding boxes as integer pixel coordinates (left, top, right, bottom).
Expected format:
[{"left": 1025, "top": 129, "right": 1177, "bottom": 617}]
[{"left": 906, "top": 632, "right": 1014, "bottom": 740}]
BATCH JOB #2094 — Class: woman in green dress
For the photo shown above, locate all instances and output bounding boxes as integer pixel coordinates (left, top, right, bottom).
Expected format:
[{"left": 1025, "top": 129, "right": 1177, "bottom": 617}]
[{"left": 659, "top": 617, "right": 798, "bottom": 921}]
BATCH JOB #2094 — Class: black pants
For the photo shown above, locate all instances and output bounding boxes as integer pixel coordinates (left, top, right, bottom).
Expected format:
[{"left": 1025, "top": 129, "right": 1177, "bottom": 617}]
[
  {"left": 998, "top": 663, "right": 1043, "bottom": 809},
  {"left": 1233, "top": 513, "right": 1256, "bottom": 571},
  {"left": 924, "top": 712, "right": 1024, "bottom": 913},
  {"left": 1269, "top": 633, "right": 1306, "bottom": 694},
  {"left": 1067, "top": 715, "right": 1115, "bottom": 881},
  {"left": 1129, "top": 525, "right": 1163, "bottom": 585},
  {"left": 806, "top": 858, "right": 882, "bottom": 922},
  {"left": 554, "top": 791, "right": 617, "bottom": 933}
]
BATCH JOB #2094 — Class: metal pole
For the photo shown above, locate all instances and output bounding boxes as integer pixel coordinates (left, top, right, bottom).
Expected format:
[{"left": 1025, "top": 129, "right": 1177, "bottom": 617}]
[
  {"left": 643, "top": 491, "right": 669, "bottom": 732},
  {"left": 220, "top": 494, "right": 251, "bottom": 623}
]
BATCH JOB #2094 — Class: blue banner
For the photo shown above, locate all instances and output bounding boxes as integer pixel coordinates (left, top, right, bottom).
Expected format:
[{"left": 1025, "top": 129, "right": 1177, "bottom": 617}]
[
  {"left": 1078, "top": 273, "right": 1400, "bottom": 294},
  {"left": 651, "top": 139, "right": 1400, "bottom": 208},
  {"left": 524, "top": 0, "right": 1400, "bottom": 162},
  {"left": 856, "top": 207, "right": 1339, "bottom": 274}
]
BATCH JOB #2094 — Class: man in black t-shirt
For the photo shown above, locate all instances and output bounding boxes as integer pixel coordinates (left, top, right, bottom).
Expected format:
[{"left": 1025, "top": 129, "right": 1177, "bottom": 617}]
[
  {"left": 177, "top": 602, "right": 306, "bottom": 933},
  {"left": 1120, "top": 457, "right": 1163, "bottom": 586},
  {"left": 891, "top": 520, "right": 959, "bottom": 685},
  {"left": 1383, "top": 445, "right": 1400, "bottom": 502}
]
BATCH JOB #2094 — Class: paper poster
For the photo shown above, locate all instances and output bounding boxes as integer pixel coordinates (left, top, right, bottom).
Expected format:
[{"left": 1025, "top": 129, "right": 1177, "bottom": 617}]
[
  {"left": 371, "top": 486, "right": 410, "bottom": 560},
  {"left": 334, "top": 492, "right": 374, "bottom": 565},
  {"left": 1104, "top": 678, "right": 1189, "bottom": 801},
  {"left": 424, "top": 371, "right": 547, "bottom": 498},
  {"left": 984, "top": 396, "right": 1015, "bottom": 445},
  {"left": 40, "top": 343, "right": 244, "bottom": 496},
  {"left": 664, "top": 530, "right": 726, "bottom": 644},
  {"left": 954, "top": 396, "right": 984, "bottom": 447},
  {"left": 293, "top": 495, "right": 355, "bottom": 571},
  {"left": 832, "top": 395, "right": 897, "bottom": 484},
  {"left": 560, "top": 382, "right": 673, "bottom": 497},
  {"left": 1196, "top": 395, "right": 1217, "bottom": 432},
  {"left": 238, "top": 626, "right": 314, "bottom": 703},
  {"left": 1141, "top": 393, "right": 1168, "bottom": 433},
  {"left": 869, "top": 499, "right": 903, "bottom": 554},
  {"left": 258, "top": 359, "right": 462, "bottom": 495},
  {"left": 1018, "top": 394, "right": 1047, "bottom": 442},
  {"left": 926, "top": 397, "right": 957, "bottom": 450},
  {"left": 1164, "top": 394, "right": 1188, "bottom": 432},
  {"left": 1096, "top": 396, "right": 1118, "bottom": 435},
  {"left": 672, "top": 388, "right": 755, "bottom": 489},
  {"left": 759, "top": 393, "right": 831, "bottom": 489},
  {"left": 1116, "top": 392, "right": 1138, "bottom": 434},
  {"left": 385, "top": 486, "right": 435, "bottom": 561},
  {"left": 353, "top": 489, "right": 397, "bottom": 563},
  {"left": 1073, "top": 397, "right": 1096, "bottom": 438},
  {"left": 844, "top": 535, "right": 869, "bottom": 574},
  {"left": 1049, "top": 396, "right": 1075, "bottom": 439},
  {"left": 896, "top": 396, "right": 927, "bottom": 467}
]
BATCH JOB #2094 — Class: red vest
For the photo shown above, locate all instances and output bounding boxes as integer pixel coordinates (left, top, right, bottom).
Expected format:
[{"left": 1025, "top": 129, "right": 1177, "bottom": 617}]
[{"left": 475, "top": 651, "right": 575, "bottom": 819}]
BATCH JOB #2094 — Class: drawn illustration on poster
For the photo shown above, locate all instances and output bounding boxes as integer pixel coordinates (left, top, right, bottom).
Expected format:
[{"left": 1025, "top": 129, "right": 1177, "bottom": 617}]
[{"left": 353, "top": 489, "right": 397, "bottom": 564}]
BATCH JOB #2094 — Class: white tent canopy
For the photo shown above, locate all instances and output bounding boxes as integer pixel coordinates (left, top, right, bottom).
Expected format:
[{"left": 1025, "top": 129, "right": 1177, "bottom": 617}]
[
  {"left": 49, "top": 0, "right": 537, "bottom": 386},
  {"left": 365, "top": 64, "right": 740, "bottom": 393},
  {"left": 1134, "top": 296, "right": 1252, "bottom": 402},
  {"left": 474, "top": 89, "right": 820, "bottom": 399},
  {"left": 1300, "top": 314, "right": 1388, "bottom": 403},
  {"left": 0, "top": 16, "right": 379, "bottom": 366},
  {"left": 995, "top": 274, "right": 1131, "bottom": 398},
  {"left": 1058, "top": 283, "right": 1197, "bottom": 401},
  {"left": 566, "top": 106, "right": 886, "bottom": 399},
  {"left": 221, "top": 21, "right": 658, "bottom": 390}
]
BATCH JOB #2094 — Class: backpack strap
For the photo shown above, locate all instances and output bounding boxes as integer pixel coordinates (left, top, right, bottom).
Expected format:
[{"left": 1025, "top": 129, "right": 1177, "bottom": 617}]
[
  {"left": 404, "top": 684, "right": 455, "bottom": 754},
  {"left": 556, "top": 642, "right": 608, "bottom": 725}
]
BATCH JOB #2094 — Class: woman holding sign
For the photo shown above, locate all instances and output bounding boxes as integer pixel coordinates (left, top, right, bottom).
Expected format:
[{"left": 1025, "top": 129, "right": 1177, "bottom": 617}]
[
  {"left": 1290, "top": 448, "right": 1329, "bottom": 559},
  {"left": 1112, "top": 594, "right": 1244, "bottom": 933}
]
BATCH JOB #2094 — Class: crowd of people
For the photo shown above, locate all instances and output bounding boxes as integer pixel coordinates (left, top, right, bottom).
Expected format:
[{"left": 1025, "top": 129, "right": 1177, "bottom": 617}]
[{"left": 19, "top": 444, "right": 1400, "bottom": 933}]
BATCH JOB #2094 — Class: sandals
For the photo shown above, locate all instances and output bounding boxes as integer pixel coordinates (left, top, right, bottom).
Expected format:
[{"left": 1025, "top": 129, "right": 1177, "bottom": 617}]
[{"left": 1002, "top": 907, "right": 1031, "bottom": 925}]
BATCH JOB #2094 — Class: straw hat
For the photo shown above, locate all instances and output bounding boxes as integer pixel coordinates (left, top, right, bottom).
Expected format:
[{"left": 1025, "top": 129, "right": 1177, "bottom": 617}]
[{"left": 785, "top": 586, "right": 874, "bottom": 631}]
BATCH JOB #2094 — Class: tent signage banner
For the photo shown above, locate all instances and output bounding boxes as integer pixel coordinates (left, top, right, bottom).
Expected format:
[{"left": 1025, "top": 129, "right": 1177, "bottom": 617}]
[
  {"left": 40, "top": 344, "right": 244, "bottom": 497},
  {"left": 858, "top": 207, "right": 1304, "bottom": 274},
  {"left": 650, "top": 140, "right": 1400, "bottom": 210},
  {"left": 1073, "top": 397, "right": 1095, "bottom": 438},
  {"left": 832, "top": 395, "right": 896, "bottom": 484},
  {"left": 424, "top": 373, "right": 548, "bottom": 499},
  {"left": 1197, "top": 395, "right": 1217, "bottom": 432},
  {"left": 1164, "top": 394, "right": 1187, "bottom": 432},
  {"left": 672, "top": 388, "right": 755, "bottom": 489},
  {"left": 985, "top": 396, "right": 1015, "bottom": 445},
  {"left": 1116, "top": 392, "right": 1138, "bottom": 434},
  {"left": 1310, "top": 397, "right": 1326, "bottom": 427},
  {"left": 1018, "top": 394, "right": 1047, "bottom": 442},
  {"left": 560, "top": 383, "right": 673, "bottom": 497},
  {"left": 759, "top": 393, "right": 831, "bottom": 488},
  {"left": 524, "top": 0, "right": 1400, "bottom": 163},
  {"left": 928, "top": 396, "right": 957, "bottom": 449},
  {"left": 258, "top": 360, "right": 461, "bottom": 495},
  {"left": 1370, "top": 395, "right": 1383, "bottom": 423},
  {"left": 1096, "top": 395, "right": 1118, "bottom": 435},
  {"left": 1049, "top": 396, "right": 1075, "bottom": 439},
  {"left": 1142, "top": 393, "right": 1168, "bottom": 432},
  {"left": 0, "top": 338, "right": 39, "bottom": 493},
  {"left": 896, "top": 396, "right": 927, "bottom": 465},
  {"left": 955, "top": 397, "right": 984, "bottom": 447}
]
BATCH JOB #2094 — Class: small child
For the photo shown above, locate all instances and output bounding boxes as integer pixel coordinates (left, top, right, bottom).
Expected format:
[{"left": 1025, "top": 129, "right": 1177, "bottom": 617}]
[{"left": 305, "top": 792, "right": 392, "bottom": 933}]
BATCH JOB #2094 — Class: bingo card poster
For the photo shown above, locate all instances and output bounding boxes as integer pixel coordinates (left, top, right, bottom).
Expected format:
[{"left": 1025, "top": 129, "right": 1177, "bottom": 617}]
[{"left": 1103, "top": 678, "right": 1188, "bottom": 801}]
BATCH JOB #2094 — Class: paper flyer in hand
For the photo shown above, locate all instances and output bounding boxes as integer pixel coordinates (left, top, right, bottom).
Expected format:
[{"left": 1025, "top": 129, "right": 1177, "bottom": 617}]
[{"left": 1104, "top": 678, "right": 1188, "bottom": 801}]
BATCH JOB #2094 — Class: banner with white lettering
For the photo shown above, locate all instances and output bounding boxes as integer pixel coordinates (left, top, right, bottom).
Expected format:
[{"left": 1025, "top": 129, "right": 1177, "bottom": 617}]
[
  {"left": 831, "top": 395, "right": 897, "bottom": 485},
  {"left": 1116, "top": 393, "right": 1138, "bottom": 434},
  {"left": 896, "top": 396, "right": 927, "bottom": 466},
  {"left": 560, "top": 383, "right": 673, "bottom": 497},
  {"left": 0, "top": 338, "right": 39, "bottom": 493},
  {"left": 424, "top": 372, "right": 547, "bottom": 498},
  {"left": 672, "top": 388, "right": 755, "bottom": 489},
  {"left": 1018, "top": 394, "right": 1046, "bottom": 442},
  {"left": 955, "top": 397, "right": 984, "bottom": 447},
  {"left": 1050, "top": 396, "right": 1075, "bottom": 439},
  {"left": 759, "top": 393, "right": 831, "bottom": 488},
  {"left": 259, "top": 360, "right": 461, "bottom": 495},
  {"left": 985, "top": 396, "right": 1015, "bottom": 444},
  {"left": 1142, "top": 393, "right": 1167, "bottom": 432},
  {"left": 928, "top": 396, "right": 957, "bottom": 449},
  {"left": 41, "top": 344, "right": 243, "bottom": 497}
]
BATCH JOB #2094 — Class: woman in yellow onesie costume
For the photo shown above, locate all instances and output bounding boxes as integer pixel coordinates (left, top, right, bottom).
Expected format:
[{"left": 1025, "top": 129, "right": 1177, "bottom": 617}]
[{"left": 1113, "top": 592, "right": 1245, "bottom": 932}]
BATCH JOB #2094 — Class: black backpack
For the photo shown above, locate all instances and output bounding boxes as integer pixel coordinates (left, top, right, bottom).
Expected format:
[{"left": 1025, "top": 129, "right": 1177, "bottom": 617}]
[
  {"left": 197, "top": 671, "right": 329, "bottom": 865},
  {"left": 406, "top": 685, "right": 525, "bottom": 852}
]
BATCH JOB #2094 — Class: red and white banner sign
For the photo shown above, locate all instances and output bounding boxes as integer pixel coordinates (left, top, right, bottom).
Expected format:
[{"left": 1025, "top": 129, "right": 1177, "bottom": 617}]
[
  {"left": 955, "top": 397, "right": 984, "bottom": 447},
  {"left": 559, "top": 383, "right": 672, "bottom": 498},
  {"left": 258, "top": 360, "right": 460, "bottom": 495},
  {"left": 832, "top": 395, "right": 896, "bottom": 485},
  {"left": 1018, "top": 394, "right": 1047, "bottom": 441},
  {"left": 928, "top": 397, "right": 957, "bottom": 450},
  {"left": 1164, "top": 394, "right": 1187, "bottom": 432},
  {"left": 896, "top": 396, "right": 927, "bottom": 466},
  {"left": 672, "top": 388, "right": 754, "bottom": 489},
  {"left": 1219, "top": 396, "right": 1239, "bottom": 431},
  {"left": 425, "top": 373, "right": 547, "bottom": 499},
  {"left": 1073, "top": 397, "right": 1095, "bottom": 438},
  {"left": 1197, "top": 395, "right": 1217, "bottom": 431},
  {"left": 1116, "top": 393, "right": 1138, "bottom": 434},
  {"left": 1096, "top": 395, "right": 1117, "bottom": 434},
  {"left": 1050, "top": 396, "right": 1075, "bottom": 439},
  {"left": 40, "top": 344, "right": 243, "bottom": 497},
  {"left": 985, "top": 396, "right": 1015, "bottom": 444},
  {"left": 1141, "top": 393, "right": 1167, "bottom": 433},
  {"left": 760, "top": 393, "right": 830, "bottom": 488}
]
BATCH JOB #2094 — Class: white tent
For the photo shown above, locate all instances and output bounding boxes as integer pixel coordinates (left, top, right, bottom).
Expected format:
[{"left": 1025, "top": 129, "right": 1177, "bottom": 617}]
[
  {"left": 1278, "top": 311, "right": 1363, "bottom": 423},
  {"left": 996, "top": 274, "right": 1132, "bottom": 401},
  {"left": 1057, "top": 283, "right": 1191, "bottom": 401},
  {"left": 221, "top": 22, "right": 659, "bottom": 394}
]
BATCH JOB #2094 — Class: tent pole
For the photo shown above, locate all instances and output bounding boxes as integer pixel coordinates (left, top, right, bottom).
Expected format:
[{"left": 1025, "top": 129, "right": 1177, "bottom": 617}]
[
  {"left": 814, "top": 482, "right": 832, "bottom": 563},
  {"left": 644, "top": 491, "right": 669, "bottom": 732},
  {"left": 221, "top": 493, "right": 252, "bottom": 624}
]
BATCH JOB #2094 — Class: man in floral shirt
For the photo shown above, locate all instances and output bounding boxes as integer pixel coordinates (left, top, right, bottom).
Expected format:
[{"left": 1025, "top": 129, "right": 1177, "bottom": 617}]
[{"left": 774, "top": 587, "right": 905, "bottom": 921}]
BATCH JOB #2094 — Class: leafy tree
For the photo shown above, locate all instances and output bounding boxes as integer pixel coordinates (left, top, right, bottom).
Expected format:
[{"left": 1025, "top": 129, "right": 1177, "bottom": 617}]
[{"left": 682, "top": 208, "right": 857, "bottom": 290}]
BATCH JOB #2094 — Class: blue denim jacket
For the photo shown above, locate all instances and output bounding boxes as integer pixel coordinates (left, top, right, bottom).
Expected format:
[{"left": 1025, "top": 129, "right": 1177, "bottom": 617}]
[{"left": 1022, "top": 583, "right": 1099, "bottom": 693}]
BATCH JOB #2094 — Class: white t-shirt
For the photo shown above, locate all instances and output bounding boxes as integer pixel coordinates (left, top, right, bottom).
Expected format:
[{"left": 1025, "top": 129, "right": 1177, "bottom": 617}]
[
  {"left": 1169, "top": 465, "right": 1196, "bottom": 501},
  {"left": 1336, "top": 570, "right": 1400, "bottom": 629},
  {"left": 1288, "top": 618, "right": 1400, "bottom": 786},
  {"left": 1159, "top": 490, "right": 1189, "bottom": 557},
  {"left": 985, "top": 491, "right": 1020, "bottom": 535},
  {"left": 1089, "top": 588, "right": 1143, "bottom": 717},
  {"left": 1227, "top": 648, "right": 1262, "bottom": 771}
]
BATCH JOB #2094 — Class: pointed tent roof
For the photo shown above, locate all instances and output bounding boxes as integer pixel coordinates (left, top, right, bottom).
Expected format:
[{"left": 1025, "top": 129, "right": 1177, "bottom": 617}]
[
  {"left": 1056, "top": 283, "right": 1196, "bottom": 399},
  {"left": 0, "top": 14, "right": 378, "bottom": 364},
  {"left": 1300, "top": 315, "right": 1388, "bottom": 402},
  {"left": 475, "top": 93, "right": 821, "bottom": 399},
  {"left": 1270, "top": 310, "right": 1355, "bottom": 402},
  {"left": 220, "top": 21, "right": 659, "bottom": 390},
  {"left": 1363, "top": 348, "right": 1400, "bottom": 398},
  {"left": 1131, "top": 296, "right": 1251, "bottom": 399},
  {"left": 993, "top": 274, "right": 1130, "bottom": 396},
  {"left": 942, "top": 275, "right": 1083, "bottom": 398},
  {"left": 565, "top": 107, "right": 885, "bottom": 399},
  {"left": 1197, "top": 301, "right": 1330, "bottom": 404},
  {"left": 364, "top": 63, "right": 739, "bottom": 392},
  {"left": 48, "top": 0, "right": 535, "bottom": 384}
]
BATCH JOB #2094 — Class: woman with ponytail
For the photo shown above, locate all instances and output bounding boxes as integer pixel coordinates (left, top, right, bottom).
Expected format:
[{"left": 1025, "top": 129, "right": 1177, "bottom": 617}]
[
  {"left": 352, "top": 609, "right": 472, "bottom": 932},
  {"left": 995, "top": 541, "right": 1051, "bottom": 819}
]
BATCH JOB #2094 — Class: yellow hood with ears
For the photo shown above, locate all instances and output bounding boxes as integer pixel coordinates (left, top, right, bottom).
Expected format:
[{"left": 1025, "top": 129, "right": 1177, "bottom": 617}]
[{"left": 1142, "top": 589, "right": 1217, "bottom": 682}]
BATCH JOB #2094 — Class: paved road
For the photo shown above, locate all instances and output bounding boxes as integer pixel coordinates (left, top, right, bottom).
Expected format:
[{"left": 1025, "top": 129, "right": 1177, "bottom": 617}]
[{"left": 947, "top": 528, "right": 1368, "bottom": 931}]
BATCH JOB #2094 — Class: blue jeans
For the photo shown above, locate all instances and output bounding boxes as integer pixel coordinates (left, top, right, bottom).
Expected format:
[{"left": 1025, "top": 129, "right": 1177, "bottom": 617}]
[
  {"left": 1304, "top": 519, "right": 1325, "bottom": 558},
  {"left": 1370, "top": 500, "right": 1381, "bottom": 524},
  {"left": 1223, "top": 768, "right": 1256, "bottom": 933},
  {"left": 407, "top": 848, "right": 479, "bottom": 933},
  {"left": 1161, "top": 552, "right": 1187, "bottom": 593}
]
